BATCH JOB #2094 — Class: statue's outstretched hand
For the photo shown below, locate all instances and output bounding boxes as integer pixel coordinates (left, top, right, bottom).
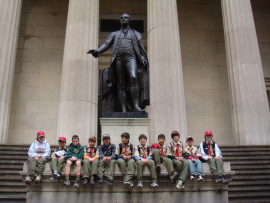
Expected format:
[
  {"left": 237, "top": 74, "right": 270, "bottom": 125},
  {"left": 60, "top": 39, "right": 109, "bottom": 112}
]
[{"left": 87, "top": 49, "right": 100, "bottom": 58}]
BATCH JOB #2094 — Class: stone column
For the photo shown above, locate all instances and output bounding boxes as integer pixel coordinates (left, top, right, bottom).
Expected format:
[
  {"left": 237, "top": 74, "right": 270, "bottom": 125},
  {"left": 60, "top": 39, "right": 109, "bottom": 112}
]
[
  {"left": 0, "top": 0, "right": 22, "bottom": 143},
  {"left": 57, "top": 0, "right": 99, "bottom": 144},
  {"left": 147, "top": 0, "right": 187, "bottom": 143},
  {"left": 221, "top": 0, "right": 270, "bottom": 145}
]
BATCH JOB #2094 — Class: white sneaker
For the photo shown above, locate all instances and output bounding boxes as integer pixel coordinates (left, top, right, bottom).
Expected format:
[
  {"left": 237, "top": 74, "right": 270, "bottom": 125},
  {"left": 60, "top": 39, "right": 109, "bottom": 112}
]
[
  {"left": 34, "top": 175, "right": 41, "bottom": 183},
  {"left": 198, "top": 175, "right": 203, "bottom": 181},
  {"left": 176, "top": 179, "right": 182, "bottom": 189},
  {"left": 190, "top": 175, "right": 195, "bottom": 181}
]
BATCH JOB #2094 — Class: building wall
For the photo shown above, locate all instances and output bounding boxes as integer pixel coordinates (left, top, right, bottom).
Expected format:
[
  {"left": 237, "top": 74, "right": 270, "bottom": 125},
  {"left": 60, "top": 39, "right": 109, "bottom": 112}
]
[
  {"left": 252, "top": 0, "right": 270, "bottom": 78},
  {"left": 7, "top": 0, "right": 270, "bottom": 145},
  {"left": 177, "top": 0, "right": 232, "bottom": 145},
  {"left": 8, "top": 0, "right": 68, "bottom": 144}
]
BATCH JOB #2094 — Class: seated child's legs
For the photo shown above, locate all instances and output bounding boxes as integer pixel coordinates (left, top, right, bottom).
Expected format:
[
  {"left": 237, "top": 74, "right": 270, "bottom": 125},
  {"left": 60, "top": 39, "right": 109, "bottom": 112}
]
[
  {"left": 116, "top": 158, "right": 127, "bottom": 177},
  {"left": 107, "top": 159, "right": 116, "bottom": 180},
  {"left": 27, "top": 158, "right": 37, "bottom": 177},
  {"left": 207, "top": 159, "right": 218, "bottom": 175},
  {"left": 146, "top": 160, "right": 157, "bottom": 182},
  {"left": 57, "top": 159, "right": 65, "bottom": 175},
  {"left": 126, "top": 159, "right": 135, "bottom": 180},
  {"left": 75, "top": 160, "right": 81, "bottom": 176},
  {"left": 136, "top": 160, "right": 144, "bottom": 182},
  {"left": 50, "top": 159, "right": 58, "bottom": 172},
  {"left": 35, "top": 158, "right": 47, "bottom": 176},
  {"left": 90, "top": 159, "right": 99, "bottom": 177},
  {"left": 195, "top": 159, "right": 204, "bottom": 176},
  {"left": 98, "top": 160, "right": 108, "bottom": 178},
  {"left": 215, "top": 159, "right": 224, "bottom": 176},
  {"left": 162, "top": 157, "right": 174, "bottom": 174},
  {"left": 187, "top": 159, "right": 196, "bottom": 175},
  {"left": 152, "top": 149, "right": 161, "bottom": 164},
  {"left": 179, "top": 159, "right": 188, "bottom": 182},
  {"left": 83, "top": 159, "right": 90, "bottom": 178},
  {"left": 65, "top": 160, "right": 72, "bottom": 176}
]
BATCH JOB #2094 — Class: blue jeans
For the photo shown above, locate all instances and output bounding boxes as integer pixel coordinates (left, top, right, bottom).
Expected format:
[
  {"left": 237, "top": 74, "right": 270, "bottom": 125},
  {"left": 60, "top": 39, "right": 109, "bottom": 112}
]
[{"left": 188, "top": 159, "right": 204, "bottom": 176}]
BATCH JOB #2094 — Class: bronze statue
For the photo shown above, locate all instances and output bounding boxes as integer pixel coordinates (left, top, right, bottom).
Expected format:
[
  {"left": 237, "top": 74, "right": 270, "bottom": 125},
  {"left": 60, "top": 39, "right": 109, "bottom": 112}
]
[{"left": 88, "top": 14, "right": 149, "bottom": 113}]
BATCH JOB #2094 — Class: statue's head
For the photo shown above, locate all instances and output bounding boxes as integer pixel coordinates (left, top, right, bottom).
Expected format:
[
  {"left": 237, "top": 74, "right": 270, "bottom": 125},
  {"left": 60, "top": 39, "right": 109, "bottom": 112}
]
[{"left": 119, "top": 13, "right": 132, "bottom": 26}]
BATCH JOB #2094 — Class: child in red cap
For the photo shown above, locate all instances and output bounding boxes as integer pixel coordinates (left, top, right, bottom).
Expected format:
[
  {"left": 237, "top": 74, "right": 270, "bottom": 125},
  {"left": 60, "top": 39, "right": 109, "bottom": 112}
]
[
  {"left": 49, "top": 137, "right": 68, "bottom": 181},
  {"left": 199, "top": 131, "right": 228, "bottom": 184},
  {"left": 25, "top": 131, "right": 51, "bottom": 183}
]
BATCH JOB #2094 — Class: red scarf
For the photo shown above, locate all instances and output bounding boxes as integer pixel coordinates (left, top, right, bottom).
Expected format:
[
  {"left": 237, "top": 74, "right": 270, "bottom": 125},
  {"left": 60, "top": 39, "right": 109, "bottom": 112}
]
[{"left": 175, "top": 145, "right": 180, "bottom": 157}]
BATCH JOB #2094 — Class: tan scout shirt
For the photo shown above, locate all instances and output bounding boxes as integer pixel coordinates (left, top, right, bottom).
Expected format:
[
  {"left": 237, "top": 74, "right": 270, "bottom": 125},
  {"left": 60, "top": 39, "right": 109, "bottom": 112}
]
[
  {"left": 166, "top": 141, "right": 183, "bottom": 157},
  {"left": 83, "top": 146, "right": 99, "bottom": 160},
  {"left": 158, "top": 144, "right": 167, "bottom": 156},
  {"left": 134, "top": 145, "right": 152, "bottom": 159},
  {"left": 182, "top": 145, "right": 201, "bottom": 159},
  {"left": 115, "top": 143, "right": 135, "bottom": 156}
]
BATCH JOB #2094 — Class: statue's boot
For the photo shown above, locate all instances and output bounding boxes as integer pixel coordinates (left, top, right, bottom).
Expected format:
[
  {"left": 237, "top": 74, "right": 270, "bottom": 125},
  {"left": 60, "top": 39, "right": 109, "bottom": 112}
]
[
  {"left": 131, "top": 84, "right": 144, "bottom": 112},
  {"left": 118, "top": 83, "right": 127, "bottom": 113}
]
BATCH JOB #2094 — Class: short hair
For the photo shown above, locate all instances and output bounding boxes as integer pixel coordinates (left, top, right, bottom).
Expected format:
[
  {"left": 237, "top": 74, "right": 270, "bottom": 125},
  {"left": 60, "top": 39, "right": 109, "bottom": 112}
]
[
  {"left": 72, "top": 135, "right": 80, "bottom": 140},
  {"left": 121, "top": 132, "right": 130, "bottom": 139},
  {"left": 171, "top": 131, "right": 180, "bottom": 139},
  {"left": 138, "top": 134, "right": 147, "bottom": 140},
  {"left": 88, "top": 136, "right": 96, "bottom": 142},
  {"left": 158, "top": 134, "right": 166, "bottom": 139}
]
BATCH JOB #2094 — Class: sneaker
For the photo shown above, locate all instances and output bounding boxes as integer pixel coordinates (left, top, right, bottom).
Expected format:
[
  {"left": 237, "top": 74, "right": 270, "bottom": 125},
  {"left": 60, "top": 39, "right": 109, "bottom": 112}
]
[
  {"left": 98, "top": 178, "right": 103, "bottom": 183},
  {"left": 137, "top": 182, "right": 143, "bottom": 187},
  {"left": 74, "top": 180, "right": 80, "bottom": 188},
  {"left": 156, "top": 164, "right": 161, "bottom": 173},
  {"left": 221, "top": 175, "right": 228, "bottom": 184},
  {"left": 25, "top": 176, "right": 32, "bottom": 183},
  {"left": 50, "top": 176, "right": 58, "bottom": 181},
  {"left": 63, "top": 179, "right": 70, "bottom": 186},
  {"left": 214, "top": 175, "right": 222, "bottom": 184},
  {"left": 90, "top": 178, "right": 95, "bottom": 185},
  {"left": 197, "top": 175, "right": 203, "bottom": 181},
  {"left": 123, "top": 180, "right": 129, "bottom": 184},
  {"left": 83, "top": 178, "right": 88, "bottom": 185},
  {"left": 190, "top": 175, "right": 195, "bottom": 181},
  {"left": 34, "top": 175, "right": 41, "bottom": 183},
  {"left": 126, "top": 180, "right": 133, "bottom": 187},
  {"left": 170, "top": 171, "right": 179, "bottom": 183},
  {"left": 107, "top": 179, "right": 113, "bottom": 185},
  {"left": 176, "top": 179, "right": 183, "bottom": 190},
  {"left": 151, "top": 182, "right": 158, "bottom": 187},
  {"left": 53, "top": 170, "right": 60, "bottom": 178}
]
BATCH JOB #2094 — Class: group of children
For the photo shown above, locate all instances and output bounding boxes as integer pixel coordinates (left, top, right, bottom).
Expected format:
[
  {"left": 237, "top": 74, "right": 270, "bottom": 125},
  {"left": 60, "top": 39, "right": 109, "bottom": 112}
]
[{"left": 25, "top": 130, "right": 228, "bottom": 189}]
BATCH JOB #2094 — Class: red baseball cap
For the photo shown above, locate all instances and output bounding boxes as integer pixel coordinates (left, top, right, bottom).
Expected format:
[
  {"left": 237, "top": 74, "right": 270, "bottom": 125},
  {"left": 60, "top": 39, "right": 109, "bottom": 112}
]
[
  {"left": 151, "top": 143, "right": 159, "bottom": 149},
  {"left": 58, "top": 137, "right": 66, "bottom": 142},
  {"left": 37, "top": 131, "right": 45, "bottom": 137},
  {"left": 205, "top": 131, "right": 213, "bottom": 136}
]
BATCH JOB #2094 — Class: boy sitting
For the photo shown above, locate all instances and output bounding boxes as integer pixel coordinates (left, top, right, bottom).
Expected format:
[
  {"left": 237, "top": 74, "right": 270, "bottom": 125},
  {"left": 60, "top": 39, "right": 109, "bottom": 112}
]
[
  {"left": 82, "top": 136, "right": 99, "bottom": 185},
  {"left": 115, "top": 132, "right": 135, "bottom": 187},
  {"left": 199, "top": 131, "right": 228, "bottom": 184},
  {"left": 98, "top": 134, "right": 116, "bottom": 185},
  {"left": 50, "top": 137, "right": 68, "bottom": 181},
  {"left": 152, "top": 134, "right": 179, "bottom": 182},
  {"left": 63, "top": 135, "right": 84, "bottom": 187},
  {"left": 25, "top": 131, "right": 50, "bottom": 183},
  {"left": 183, "top": 136, "right": 203, "bottom": 181},
  {"left": 134, "top": 134, "right": 158, "bottom": 188},
  {"left": 166, "top": 131, "right": 188, "bottom": 189}
]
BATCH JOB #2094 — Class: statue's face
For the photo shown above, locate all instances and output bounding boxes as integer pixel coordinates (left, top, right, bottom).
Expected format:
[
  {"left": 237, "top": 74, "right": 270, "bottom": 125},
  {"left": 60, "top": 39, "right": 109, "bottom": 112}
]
[{"left": 119, "top": 14, "right": 131, "bottom": 25}]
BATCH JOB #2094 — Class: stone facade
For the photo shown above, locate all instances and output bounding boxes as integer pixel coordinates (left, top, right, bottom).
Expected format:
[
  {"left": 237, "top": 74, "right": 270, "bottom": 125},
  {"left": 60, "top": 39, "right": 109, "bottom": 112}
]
[{"left": 1, "top": 0, "right": 269, "bottom": 145}]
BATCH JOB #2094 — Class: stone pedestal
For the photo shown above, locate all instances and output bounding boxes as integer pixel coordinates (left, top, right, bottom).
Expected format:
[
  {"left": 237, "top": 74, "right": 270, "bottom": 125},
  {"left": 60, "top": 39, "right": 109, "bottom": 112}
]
[
  {"left": 100, "top": 118, "right": 150, "bottom": 145},
  {"left": 147, "top": 0, "right": 187, "bottom": 143},
  {"left": 57, "top": 0, "right": 99, "bottom": 144},
  {"left": 221, "top": 0, "right": 270, "bottom": 145},
  {"left": 0, "top": 0, "right": 22, "bottom": 143}
]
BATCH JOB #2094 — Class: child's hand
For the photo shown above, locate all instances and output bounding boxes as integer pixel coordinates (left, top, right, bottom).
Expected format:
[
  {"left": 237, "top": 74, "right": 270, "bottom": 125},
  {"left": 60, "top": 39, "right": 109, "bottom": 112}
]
[
  {"left": 142, "top": 158, "right": 148, "bottom": 163},
  {"left": 106, "top": 157, "right": 112, "bottom": 162},
  {"left": 37, "top": 154, "right": 42, "bottom": 158},
  {"left": 34, "top": 156, "right": 40, "bottom": 160},
  {"left": 103, "top": 157, "right": 107, "bottom": 162},
  {"left": 52, "top": 157, "right": 57, "bottom": 160},
  {"left": 214, "top": 157, "right": 220, "bottom": 160},
  {"left": 59, "top": 156, "right": 65, "bottom": 160},
  {"left": 208, "top": 156, "right": 213, "bottom": 159},
  {"left": 89, "top": 158, "right": 94, "bottom": 162},
  {"left": 176, "top": 157, "right": 183, "bottom": 161},
  {"left": 123, "top": 155, "right": 130, "bottom": 160}
]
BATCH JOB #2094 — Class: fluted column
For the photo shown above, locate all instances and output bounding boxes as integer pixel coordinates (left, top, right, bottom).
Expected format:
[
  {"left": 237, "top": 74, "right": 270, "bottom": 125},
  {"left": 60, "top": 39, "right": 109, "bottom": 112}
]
[
  {"left": 57, "top": 0, "right": 99, "bottom": 143},
  {"left": 221, "top": 0, "right": 270, "bottom": 145},
  {"left": 0, "top": 0, "right": 22, "bottom": 143},
  {"left": 148, "top": 0, "right": 187, "bottom": 143}
]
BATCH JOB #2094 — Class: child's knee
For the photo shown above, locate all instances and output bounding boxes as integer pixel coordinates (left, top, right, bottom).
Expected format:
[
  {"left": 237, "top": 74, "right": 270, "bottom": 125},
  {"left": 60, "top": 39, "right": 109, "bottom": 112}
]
[
  {"left": 66, "top": 161, "right": 72, "bottom": 166},
  {"left": 76, "top": 161, "right": 81, "bottom": 166}
]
